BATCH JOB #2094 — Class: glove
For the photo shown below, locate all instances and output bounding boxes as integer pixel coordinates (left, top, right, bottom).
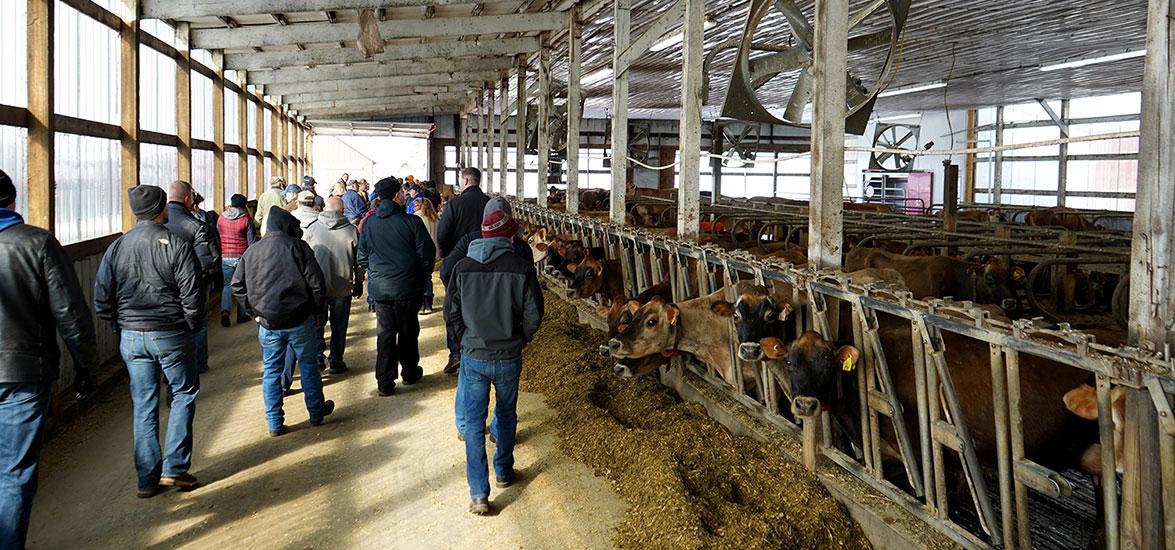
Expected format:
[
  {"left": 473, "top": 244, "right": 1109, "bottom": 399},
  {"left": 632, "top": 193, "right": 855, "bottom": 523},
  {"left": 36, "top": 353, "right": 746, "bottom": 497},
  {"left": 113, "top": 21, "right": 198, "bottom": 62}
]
[
  {"left": 74, "top": 369, "right": 97, "bottom": 402},
  {"left": 352, "top": 285, "right": 364, "bottom": 299}
]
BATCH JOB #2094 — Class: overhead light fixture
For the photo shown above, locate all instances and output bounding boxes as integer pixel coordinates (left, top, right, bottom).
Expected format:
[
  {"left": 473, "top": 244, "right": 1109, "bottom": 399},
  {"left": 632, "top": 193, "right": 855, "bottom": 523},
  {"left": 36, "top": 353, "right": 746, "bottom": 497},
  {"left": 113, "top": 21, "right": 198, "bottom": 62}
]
[
  {"left": 1039, "top": 49, "right": 1146, "bottom": 72},
  {"left": 877, "top": 81, "right": 947, "bottom": 98},
  {"left": 582, "top": 67, "right": 613, "bottom": 85},
  {"left": 649, "top": 17, "right": 718, "bottom": 52},
  {"left": 877, "top": 113, "right": 922, "bottom": 122}
]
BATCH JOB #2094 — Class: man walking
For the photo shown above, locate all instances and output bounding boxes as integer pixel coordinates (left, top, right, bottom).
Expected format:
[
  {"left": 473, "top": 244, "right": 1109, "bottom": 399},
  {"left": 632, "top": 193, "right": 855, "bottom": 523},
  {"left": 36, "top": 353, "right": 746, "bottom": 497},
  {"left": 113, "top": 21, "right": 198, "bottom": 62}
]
[
  {"left": 357, "top": 179, "right": 436, "bottom": 396},
  {"left": 217, "top": 193, "right": 256, "bottom": 327},
  {"left": 165, "top": 181, "right": 221, "bottom": 374},
  {"left": 436, "top": 168, "right": 490, "bottom": 375},
  {"left": 304, "top": 197, "right": 363, "bottom": 374},
  {"left": 0, "top": 169, "right": 98, "bottom": 546},
  {"left": 255, "top": 176, "right": 286, "bottom": 229},
  {"left": 232, "top": 207, "right": 335, "bottom": 436},
  {"left": 95, "top": 185, "right": 204, "bottom": 498},
  {"left": 342, "top": 180, "right": 369, "bottom": 225},
  {"left": 447, "top": 209, "right": 543, "bottom": 515}
]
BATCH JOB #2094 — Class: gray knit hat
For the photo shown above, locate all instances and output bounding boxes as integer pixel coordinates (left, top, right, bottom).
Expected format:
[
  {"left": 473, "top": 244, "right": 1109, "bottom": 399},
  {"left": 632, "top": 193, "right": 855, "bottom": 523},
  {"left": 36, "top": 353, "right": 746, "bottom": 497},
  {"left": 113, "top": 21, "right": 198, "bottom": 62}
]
[{"left": 483, "top": 196, "right": 513, "bottom": 218}]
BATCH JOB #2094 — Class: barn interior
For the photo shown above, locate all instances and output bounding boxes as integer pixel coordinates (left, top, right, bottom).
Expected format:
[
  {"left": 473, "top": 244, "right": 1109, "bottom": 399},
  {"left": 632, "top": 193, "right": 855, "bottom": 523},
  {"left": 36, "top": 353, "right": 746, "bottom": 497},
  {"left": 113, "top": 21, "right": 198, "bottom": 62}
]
[{"left": 1, "top": 0, "right": 1173, "bottom": 549}]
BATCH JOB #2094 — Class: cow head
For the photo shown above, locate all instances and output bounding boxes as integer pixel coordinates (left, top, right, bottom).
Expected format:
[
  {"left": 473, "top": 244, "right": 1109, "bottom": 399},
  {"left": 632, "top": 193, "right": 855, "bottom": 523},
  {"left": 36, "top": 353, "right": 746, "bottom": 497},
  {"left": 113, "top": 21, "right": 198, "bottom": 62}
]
[
  {"left": 969, "top": 258, "right": 1024, "bottom": 315},
  {"left": 606, "top": 298, "right": 682, "bottom": 359},
  {"left": 761, "top": 332, "right": 859, "bottom": 417},
  {"left": 527, "top": 227, "right": 550, "bottom": 264},
  {"left": 711, "top": 284, "right": 795, "bottom": 360},
  {"left": 568, "top": 252, "right": 606, "bottom": 299}
]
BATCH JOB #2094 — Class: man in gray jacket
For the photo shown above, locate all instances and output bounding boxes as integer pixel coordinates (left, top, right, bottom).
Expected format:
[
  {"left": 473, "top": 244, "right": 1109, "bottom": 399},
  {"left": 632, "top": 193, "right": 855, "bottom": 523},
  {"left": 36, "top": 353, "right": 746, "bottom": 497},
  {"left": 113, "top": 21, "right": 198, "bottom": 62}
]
[{"left": 304, "top": 197, "right": 363, "bottom": 374}]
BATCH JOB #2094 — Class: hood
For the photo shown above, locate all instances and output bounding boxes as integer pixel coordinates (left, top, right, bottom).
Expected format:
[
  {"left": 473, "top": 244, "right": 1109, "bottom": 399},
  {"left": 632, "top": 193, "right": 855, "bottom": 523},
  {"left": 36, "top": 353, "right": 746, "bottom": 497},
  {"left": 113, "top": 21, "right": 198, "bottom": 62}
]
[
  {"left": 0, "top": 209, "right": 24, "bottom": 233},
  {"left": 265, "top": 206, "right": 303, "bottom": 238},
  {"left": 222, "top": 206, "right": 248, "bottom": 220},
  {"left": 468, "top": 237, "right": 513, "bottom": 264},
  {"left": 318, "top": 210, "right": 351, "bottom": 229},
  {"left": 376, "top": 199, "right": 405, "bottom": 218}
]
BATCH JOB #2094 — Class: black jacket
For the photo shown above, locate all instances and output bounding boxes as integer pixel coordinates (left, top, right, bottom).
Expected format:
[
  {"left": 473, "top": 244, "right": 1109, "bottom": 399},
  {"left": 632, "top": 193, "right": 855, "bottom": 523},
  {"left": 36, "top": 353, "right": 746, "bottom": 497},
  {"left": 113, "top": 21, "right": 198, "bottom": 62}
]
[
  {"left": 95, "top": 221, "right": 205, "bottom": 332},
  {"left": 164, "top": 202, "right": 221, "bottom": 278},
  {"left": 231, "top": 207, "right": 326, "bottom": 330},
  {"left": 0, "top": 213, "right": 98, "bottom": 383},
  {"left": 446, "top": 237, "right": 543, "bottom": 360},
  {"left": 436, "top": 185, "right": 490, "bottom": 257},
  {"left": 440, "top": 230, "right": 533, "bottom": 287},
  {"left": 357, "top": 200, "right": 436, "bottom": 302}
]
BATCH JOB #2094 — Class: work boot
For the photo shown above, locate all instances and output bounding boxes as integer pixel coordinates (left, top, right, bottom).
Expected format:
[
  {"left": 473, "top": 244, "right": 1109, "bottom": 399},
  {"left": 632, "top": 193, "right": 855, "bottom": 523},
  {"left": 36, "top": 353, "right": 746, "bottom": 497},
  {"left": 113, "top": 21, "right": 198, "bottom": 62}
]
[
  {"left": 137, "top": 486, "right": 160, "bottom": 499},
  {"left": 160, "top": 473, "right": 199, "bottom": 490},
  {"left": 309, "top": 400, "right": 336, "bottom": 426},
  {"left": 220, "top": 311, "right": 231, "bottom": 328},
  {"left": 402, "top": 365, "right": 424, "bottom": 385},
  {"left": 443, "top": 355, "right": 461, "bottom": 375},
  {"left": 269, "top": 425, "right": 288, "bottom": 437},
  {"left": 495, "top": 469, "right": 514, "bottom": 489},
  {"left": 469, "top": 497, "right": 490, "bottom": 515},
  {"left": 328, "top": 361, "right": 348, "bottom": 375},
  {"left": 236, "top": 312, "right": 249, "bottom": 324}
]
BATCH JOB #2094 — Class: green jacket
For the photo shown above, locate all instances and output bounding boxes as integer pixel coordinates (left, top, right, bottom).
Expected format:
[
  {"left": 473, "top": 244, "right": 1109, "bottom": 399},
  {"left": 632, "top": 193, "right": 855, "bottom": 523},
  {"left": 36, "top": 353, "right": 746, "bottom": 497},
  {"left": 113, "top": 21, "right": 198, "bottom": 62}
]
[{"left": 255, "top": 187, "right": 285, "bottom": 234}]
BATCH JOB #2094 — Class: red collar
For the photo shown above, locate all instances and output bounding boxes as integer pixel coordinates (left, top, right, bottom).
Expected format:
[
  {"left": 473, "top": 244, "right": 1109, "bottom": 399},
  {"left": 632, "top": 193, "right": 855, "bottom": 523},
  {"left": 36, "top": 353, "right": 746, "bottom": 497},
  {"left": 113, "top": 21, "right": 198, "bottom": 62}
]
[{"left": 661, "top": 350, "right": 680, "bottom": 358}]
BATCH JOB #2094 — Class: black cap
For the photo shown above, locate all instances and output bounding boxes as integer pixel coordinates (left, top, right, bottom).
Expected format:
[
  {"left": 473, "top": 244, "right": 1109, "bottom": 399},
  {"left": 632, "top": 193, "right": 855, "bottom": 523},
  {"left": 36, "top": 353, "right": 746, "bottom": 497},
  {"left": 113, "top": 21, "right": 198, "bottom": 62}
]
[
  {"left": 0, "top": 169, "right": 14, "bottom": 207},
  {"left": 230, "top": 194, "right": 247, "bottom": 209},
  {"left": 373, "top": 177, "right": 399, "bottom": 200},
  {"left": 129, "top": 185, "right": 167, "bottom": 220}
]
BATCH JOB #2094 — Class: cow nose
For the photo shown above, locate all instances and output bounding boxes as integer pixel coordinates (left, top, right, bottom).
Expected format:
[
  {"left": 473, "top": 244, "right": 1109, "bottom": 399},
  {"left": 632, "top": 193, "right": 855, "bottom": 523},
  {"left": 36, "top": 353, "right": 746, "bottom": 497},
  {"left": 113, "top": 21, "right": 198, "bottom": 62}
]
[
  {"left": 598, "top": 344, "right": 611, "bottom": 357},
  {"left": 791, "top": 396, "right": 821, "bottom": 418},
  {"left": 738, "top": 342, "right": 764, "bottom": 361},
  {"left": 612, "top": 364, "right": 633, "bottom": 378},
  {"left": 607, "top": 339, "right": 623, "bottom": 354},
  {"left": 565, "top": 288, "right": 577, "bottom": 298},
  {"left": 1001, "top": 298, "right": 1019, "bottom": 312}
]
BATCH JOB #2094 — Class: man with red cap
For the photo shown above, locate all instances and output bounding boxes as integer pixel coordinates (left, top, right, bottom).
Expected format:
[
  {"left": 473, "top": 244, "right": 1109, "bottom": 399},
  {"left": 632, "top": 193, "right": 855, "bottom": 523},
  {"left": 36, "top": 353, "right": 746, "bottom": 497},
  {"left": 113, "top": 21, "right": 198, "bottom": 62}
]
[{"left": 446, "top": 208, "right": 543, "bottom": 515}]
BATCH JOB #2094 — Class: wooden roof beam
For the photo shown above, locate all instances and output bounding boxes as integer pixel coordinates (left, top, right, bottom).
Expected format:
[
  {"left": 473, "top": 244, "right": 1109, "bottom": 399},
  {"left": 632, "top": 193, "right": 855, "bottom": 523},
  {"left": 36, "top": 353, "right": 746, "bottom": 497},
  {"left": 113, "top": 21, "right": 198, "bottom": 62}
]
[
  {"left": 144, "top": 0, "right": 470, "bottom": 19},
  {"left": 293, "top": 92, "right": 474, "bottom": 111},
  {"left": 262, "top": 70, "right": 506, "bottom": 96},
  {"left": 225, "top": 37, "right": 538, "bottom": 70},
  {"left": 246, "top": 56, "right": 515, "bottom": 85}
]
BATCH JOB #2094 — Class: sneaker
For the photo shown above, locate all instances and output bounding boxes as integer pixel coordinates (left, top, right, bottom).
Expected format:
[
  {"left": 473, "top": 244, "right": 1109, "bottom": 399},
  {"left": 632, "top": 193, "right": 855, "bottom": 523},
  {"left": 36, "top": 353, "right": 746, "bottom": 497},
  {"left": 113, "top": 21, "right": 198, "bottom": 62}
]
[
  {"left": 328, "top": 362, "right": 348, "bottom": 374},
  {"left": 220, "top": 312, "right": 231, "bottom": 328},
  {"left": 469, "top": 497, "right": 490, "bottom": 515},
  {"left": 160, "top": 473, "right": 199, "bottom": 489},
  {"left": 495, "top": 469, "right": 514, "bottom": 489},
  {"left": 198, "top": 364, "right": 210, "bottom": 374},
  {"left": 378, "top": 386, "right": 396, "bottom": 397},
  {"left": 443, "top": 355, "right": 461, "bottom": 375},
  {"left": 269, "top": 425, "right": 288, "bottom": 437},
  {"left": 402, "top": 365, "right": 423, "bottom": 385},
  {"left": 137, "top": 486, "right": 160, "bottom": 499},
  {"left": 309, "top": 400, "right": 335, "bottom": 426}
]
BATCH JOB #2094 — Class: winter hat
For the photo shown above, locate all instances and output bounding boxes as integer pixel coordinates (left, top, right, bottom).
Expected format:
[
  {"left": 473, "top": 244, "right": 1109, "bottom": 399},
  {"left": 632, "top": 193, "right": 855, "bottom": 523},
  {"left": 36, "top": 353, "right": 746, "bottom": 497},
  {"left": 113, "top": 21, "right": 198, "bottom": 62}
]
[
  {"left": 230, "top": 194, "right": 247, "bottom": 209},
  {"left": 483, "top": 196, "right": 514, "bottom": 218},
  {"left": 481, "top": 209, "right": 519, "bottom": 239},
  {"left": 0, "top": 169, "right": 14, "bottom": 207},
  {"left": 129, "top": 185, "right": 167, "bottom": 220},
  {"left": 373, "top": 177, "right": 399, "bottom": 200}
]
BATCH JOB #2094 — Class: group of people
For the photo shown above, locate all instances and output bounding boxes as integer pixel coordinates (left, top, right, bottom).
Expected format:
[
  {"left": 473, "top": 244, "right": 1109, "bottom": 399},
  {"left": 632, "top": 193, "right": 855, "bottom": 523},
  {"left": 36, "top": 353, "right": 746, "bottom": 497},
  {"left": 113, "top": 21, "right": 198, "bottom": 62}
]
[{"left": 0, "top": 162, "right": 544, "bottom": 547}]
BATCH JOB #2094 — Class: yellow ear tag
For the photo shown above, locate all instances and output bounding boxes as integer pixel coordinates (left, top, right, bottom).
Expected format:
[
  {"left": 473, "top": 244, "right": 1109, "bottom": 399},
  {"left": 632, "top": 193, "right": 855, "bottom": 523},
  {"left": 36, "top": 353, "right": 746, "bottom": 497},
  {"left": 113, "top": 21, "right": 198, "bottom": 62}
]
[{"left": 842, "top": 356, "right": 855, "bottom": 372}]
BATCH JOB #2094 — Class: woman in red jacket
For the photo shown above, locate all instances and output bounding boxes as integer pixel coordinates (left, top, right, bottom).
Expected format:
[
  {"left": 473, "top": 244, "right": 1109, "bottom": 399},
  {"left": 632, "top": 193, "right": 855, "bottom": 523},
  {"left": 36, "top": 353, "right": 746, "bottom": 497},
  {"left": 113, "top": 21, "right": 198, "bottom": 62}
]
[{"left": 217, "top": 194, "right": 257, "bottom": 327}]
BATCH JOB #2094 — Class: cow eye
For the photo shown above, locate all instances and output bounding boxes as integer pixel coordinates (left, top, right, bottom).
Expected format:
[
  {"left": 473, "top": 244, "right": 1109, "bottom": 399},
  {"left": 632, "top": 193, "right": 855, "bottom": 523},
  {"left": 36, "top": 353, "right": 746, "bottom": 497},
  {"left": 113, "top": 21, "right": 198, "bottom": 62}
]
[
  {"left": 732, "top": 311, "right": 743, "bottom": 322},
  {"left": 586, "top": 271, "right": 595, "bottom": 278},
  {"left": 646, "top": 318, "right": 658, "bottom": 328},
  {"left": 763, "top": 310, "right": 774, "bottom": 321}
]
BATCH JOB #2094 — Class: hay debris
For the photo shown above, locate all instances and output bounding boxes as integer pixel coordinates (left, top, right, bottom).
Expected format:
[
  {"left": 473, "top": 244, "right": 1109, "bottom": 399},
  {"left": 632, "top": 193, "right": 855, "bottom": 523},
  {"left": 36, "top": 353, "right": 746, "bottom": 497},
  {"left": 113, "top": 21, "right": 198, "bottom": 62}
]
[{"left": 522, "top": 292, "right": 872, "bottom": 549}]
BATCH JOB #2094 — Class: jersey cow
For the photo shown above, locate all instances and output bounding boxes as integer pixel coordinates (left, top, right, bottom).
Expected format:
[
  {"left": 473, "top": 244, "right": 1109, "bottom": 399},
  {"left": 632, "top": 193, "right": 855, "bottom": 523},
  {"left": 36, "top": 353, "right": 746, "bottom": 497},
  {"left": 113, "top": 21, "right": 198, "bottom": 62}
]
[{"left": 845, "top": 247, "right": 1022, "bottom": 315}]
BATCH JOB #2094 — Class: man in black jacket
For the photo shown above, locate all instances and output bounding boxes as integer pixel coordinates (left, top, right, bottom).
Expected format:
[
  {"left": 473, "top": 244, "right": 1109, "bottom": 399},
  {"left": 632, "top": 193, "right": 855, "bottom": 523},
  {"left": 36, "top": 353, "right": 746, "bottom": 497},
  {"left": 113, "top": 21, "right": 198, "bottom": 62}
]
[
  {"left": 436, "top": 168, "right": 491, "bottom": 374},
  {"left": 95, "top": 185, "right": 204, "bottom": 498},
  {"left": 0, "top": 170, "right": 98, "bottom": 546},
  {"left": 232, "top": 207, "right": 334, "bottom": 436},
  {"left": 357, "top": 179, "right": 436, "bottom": 396},
  {"left": 447, "top": 209, "right": 543, "bottom": 515},
  {"left": 165, "top": 180, "right": 221, "bottom": 374}
]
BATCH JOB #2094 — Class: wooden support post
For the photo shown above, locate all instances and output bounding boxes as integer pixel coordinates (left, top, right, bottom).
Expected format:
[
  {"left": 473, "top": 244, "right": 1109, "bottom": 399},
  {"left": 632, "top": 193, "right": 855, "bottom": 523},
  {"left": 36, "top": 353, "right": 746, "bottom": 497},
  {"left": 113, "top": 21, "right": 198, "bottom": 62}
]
[
  {"left": 808, "top": 0, "right": 848, "bottom": 269},
  {"left": 942, "top": 160, "right": 959, "bottom": 232},
  {"left": 964, "top": 109, "right": 977, "bottom": 203},
  {"left": 499, "top": 77, "right": 508, "bottom": 195},
  {"left": 176, "top": 22, "right": 192, "bottom": 183},
  {"left": 609, "top": 0, "right": 631, "bottom": 225},
  {"left": 254, "top": 97, "right": 265, "bottom": 196},
  {"left": 1122, "top": 0, "right": 1175, "bottom": 546},
  {"left": 710, "top": 121, "right": 723, "bottom": 205},
  {"left": 566, "top": 6, "right": 582, "bottom": 214},
  {"left": 269, "top": 102, "right": 281, "bottom": 180},
  {"left": 515, "top": 58, "right": 526, "bottom": 198},
  {"left": 117, "top": 0, "right": 139, "bottom": 231},
  {"left": 482, "top": 86, "right": 491, "bottom": 176},
  {"left": 1057, "top": 99, "right": 1070, "bottom": 206},
  {"left": 993, "top": 106, "right": 1004, "bottom": 204},
  {"left": 212, "top": 51, "right": 226, "bottom": 210},
  {"left": 26, "top": 0, "right": 55, "bottom": 230},
  {"left": 676, "top": 0, "right": 704, "bottom": 240},
  {"left": 235, "top": 73, "right": 248, "bottom": 199},
  {"left": 487, "top": 85, "right": 496, "bottom": 193},
  {"left": 476, "top": 88, "right": 485, "bottom": 171},
  {"left": 801, "top": 413, "right": 821, "bottom": 472},
  {"left": 537, "top": 40, "right": 551, "bottom": 208}
]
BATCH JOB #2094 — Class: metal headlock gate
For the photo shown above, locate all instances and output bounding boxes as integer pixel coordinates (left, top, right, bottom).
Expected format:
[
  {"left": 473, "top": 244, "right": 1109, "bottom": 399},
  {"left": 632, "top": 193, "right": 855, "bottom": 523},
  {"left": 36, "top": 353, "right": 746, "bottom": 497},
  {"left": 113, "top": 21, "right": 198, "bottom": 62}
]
[{"left": 514, "top": 202, "right": 1174, "bottom": 549}]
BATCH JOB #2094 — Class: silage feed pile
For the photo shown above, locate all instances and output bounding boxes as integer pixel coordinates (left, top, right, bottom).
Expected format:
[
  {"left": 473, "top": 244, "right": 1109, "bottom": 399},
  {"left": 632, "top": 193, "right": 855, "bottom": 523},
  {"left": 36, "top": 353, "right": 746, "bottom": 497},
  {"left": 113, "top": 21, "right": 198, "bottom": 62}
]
[{"left": 521, "top": 292, "right": 872, "bottom": 550}]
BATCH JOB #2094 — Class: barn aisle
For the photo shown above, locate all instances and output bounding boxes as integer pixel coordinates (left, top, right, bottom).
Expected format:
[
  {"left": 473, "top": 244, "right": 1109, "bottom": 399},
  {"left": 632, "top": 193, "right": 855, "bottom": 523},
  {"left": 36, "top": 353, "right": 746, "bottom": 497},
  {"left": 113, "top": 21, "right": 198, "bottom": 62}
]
[{"left": 25, "top": 282, "right": 625, "bottom": 549}]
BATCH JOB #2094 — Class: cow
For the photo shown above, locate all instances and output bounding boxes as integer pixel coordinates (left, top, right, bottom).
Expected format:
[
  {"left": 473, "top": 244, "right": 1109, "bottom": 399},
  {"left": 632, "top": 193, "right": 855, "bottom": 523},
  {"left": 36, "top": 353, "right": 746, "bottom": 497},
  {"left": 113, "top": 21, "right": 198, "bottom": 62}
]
[
  {"left": 597, "top": 282, "right": 674, "bottom": 377},
  {"left": 567, "top": 251, "right": 624, "bottom": 303},
  {"left": 844, "top": 247, "right": 1023, "bottom": 315},
  {"left": 1025, "top": 207, "right": 1097, "bottom": 231}
]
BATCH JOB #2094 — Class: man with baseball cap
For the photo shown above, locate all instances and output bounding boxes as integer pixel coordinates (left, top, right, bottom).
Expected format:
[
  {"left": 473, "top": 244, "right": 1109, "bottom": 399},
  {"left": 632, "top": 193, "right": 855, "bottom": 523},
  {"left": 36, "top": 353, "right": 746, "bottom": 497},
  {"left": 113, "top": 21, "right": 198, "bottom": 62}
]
[
  {"left": 446, "top": 208, "right": 543, "bottom": 515},
  {"left": 95, "top": 185, "right": 205, "bottom": 498},
  {"left": 255, "top": 176, "right": 286, "bottom": 230},
  {"left": 0, "top": 169, "right": 98, "bottom": 546}
]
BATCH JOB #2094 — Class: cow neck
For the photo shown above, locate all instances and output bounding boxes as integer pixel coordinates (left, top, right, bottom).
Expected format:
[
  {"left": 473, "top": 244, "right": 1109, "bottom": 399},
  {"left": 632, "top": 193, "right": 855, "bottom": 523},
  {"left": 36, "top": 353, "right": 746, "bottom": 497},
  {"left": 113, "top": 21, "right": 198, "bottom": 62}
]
[{"left": 668, "top": 292, "right": 735, "bottom": 381}]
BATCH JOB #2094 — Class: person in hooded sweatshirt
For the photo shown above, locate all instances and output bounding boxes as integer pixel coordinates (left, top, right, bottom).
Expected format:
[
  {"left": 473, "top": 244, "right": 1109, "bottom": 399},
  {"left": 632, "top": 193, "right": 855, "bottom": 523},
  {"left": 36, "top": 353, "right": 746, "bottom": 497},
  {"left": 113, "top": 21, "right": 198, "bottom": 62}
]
[
  {"left": 217, "top": 194, "right": 257, "bottom": 327},
  {"left": 357, "top": 178, "right": 436, "bottom": 396},
  {"left": 0, "top": 169, "right": 98, "bottom": 546},
  {"left": 231, "top": 207, "right": 335, "bottom": 437},
  {"left": 95, "top": 185, "right": 204, "bottom": 498},
  {"left": 304, "top": 197, "right": 363, "bottom": 374},
  {"left": 447, "top": 209, "right": 543, "bottom": 515}
]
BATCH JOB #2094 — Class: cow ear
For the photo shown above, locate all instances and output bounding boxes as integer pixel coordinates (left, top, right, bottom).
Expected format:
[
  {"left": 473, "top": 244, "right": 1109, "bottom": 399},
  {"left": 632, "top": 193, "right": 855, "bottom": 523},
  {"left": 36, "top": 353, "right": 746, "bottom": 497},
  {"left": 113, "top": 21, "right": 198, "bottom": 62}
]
[
  {"left": 711, "top": 301, "right": 735, "bottom": 317},
  {"left": 625, "top": 300, "right": 642, "bottom": 314},
  {"left": 1062, "top": 384, "right": 1099, "bottom": 420},
  {"left": 1011, "top": 266, "right": 1025, "bottom": 282},
  {"left": 778, "top": 302, "right": 794, "bottom": 321},
  {"left": 538, "top": 228, "right": 547, "bottom": 239},
  {"left": 666, "top": 305, "right": 681, "bottom": 326},
  {"left": 566, "top": 263, "right": 578, "bottom": 273},
  {"left": 535, "top": 242, "right": 548, "bottom": 252},
  {"left": 761, "top": 338, "right": 786, "bottom": 359},
  {"left": 596, "top": 306, "right": 611, "bottom": 317},
  {"left": 595, "top": 266, "right": 604, "bottom": 276},
  {"left": 835, "top": 346, "right": 860, "bottom": 372}
]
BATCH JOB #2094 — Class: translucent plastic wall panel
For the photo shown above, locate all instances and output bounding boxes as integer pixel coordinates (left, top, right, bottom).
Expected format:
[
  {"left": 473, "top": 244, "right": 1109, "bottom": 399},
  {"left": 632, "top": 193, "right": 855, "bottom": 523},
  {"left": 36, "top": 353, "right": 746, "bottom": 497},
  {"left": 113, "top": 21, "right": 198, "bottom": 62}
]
[
  {"left": 1069, "top": 121, "right": 1140, "bottom": 155},
  {"left": 90, "top": 0, "right": 117, "bottom": 11},
  {"left": 264, "top": 161, "right": 272, "bottom": 187},
  {"left": 225, "top": 92, "right": 239, "bottom": 145},
  {"left": 247, "top": 156, "right": 258, "bottom": 197},
  {"left": 775, "top": 176, "right": 812, "bottom": 200},
  {"left": 140, "top": 20, "right": 176, "bottom": 48},
  {"left": 264, "top": 112, "right": 273, "bottom": 154},
  {"left": 224, "top": 154, "right": 240, "bottom": 204},
  {"left": 140, "top": 46, "right": 177, "bottom": 134},
  {"left": 1001, "top": 193, "right": 1057, "bottom": 207},
  {"left": 1003, "top": 100, "right": 1059, "bottom": 123},
  {"left": 0, "top": 126, "right": 29, "bottom": 214},
  {"left": 1070, "top": 92, "right": 1141, "bottom": 118},
  {"left": 140, "top": 143, "right": 176, "bottom": 187},
  {"left": 54, "top": 3, "right": 119, "bottom": 124},
  {"left": 1002, "top": 160, "right": 1059, "bottom": 192},
  {"left": 191, "top": 73, "right": 213, "bottom": 141},
  {"left": 1067, "top": 195, "right": 1135, "bottom": 212},
  {"left": 191, "top": 49, "right": 213, "bottom": 67},
  {"left": 54, "top": 133, "right": 120, "bottom": 244},
  {"left": 247, "top": 102, "right": 257, "bottom": 149},
  {"left": 0, "top": 2, "right": 28, "bottom": 107},
  {"left": 191, "top": 149, "right": 213, "bottom": 200},
  {"left": 1067, "top": 159, "right": 1138, "bottom": 194},
  {"left": 1003, "top": 126, "right": 1059, "bottom": 157},
  {"left": 977, "top": 107, "right": 996, "bottom": 126}
]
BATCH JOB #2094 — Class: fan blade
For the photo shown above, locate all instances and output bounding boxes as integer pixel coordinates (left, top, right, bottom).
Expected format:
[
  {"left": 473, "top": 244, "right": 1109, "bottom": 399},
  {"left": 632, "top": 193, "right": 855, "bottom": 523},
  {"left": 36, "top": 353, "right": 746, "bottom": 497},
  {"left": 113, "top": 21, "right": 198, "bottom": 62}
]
[
  {"left": 849, "top": 0, "right": 887, "bottom": 29},
  {"left": 749, "top": 46, "right": 809, "bottom": 88},
  {"left": 783, "top": 66, "right": 814, "bottom": 122},
  {"left": 848, "top": 28, "right": 893, "bottom": 51},
  {"left": 845, "top": 72, "right": 870, "bottom": 108},
  {"left": 773, "top": 0, "right": 814, "bottom": 48},
  {"left": 738, "top": 125, "right": 754, "bottom": 143}
]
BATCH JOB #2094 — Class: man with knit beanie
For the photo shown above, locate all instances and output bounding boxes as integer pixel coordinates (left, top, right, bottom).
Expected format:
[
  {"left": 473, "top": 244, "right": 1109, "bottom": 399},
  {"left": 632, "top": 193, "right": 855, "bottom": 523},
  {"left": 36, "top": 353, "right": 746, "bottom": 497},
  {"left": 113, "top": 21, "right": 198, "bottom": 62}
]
[
  {"left": 217, "top": 194, "right": 256, "bottom": 327},
  {"left": 95, "top": 185, "right": 205, "bottom": 498},
  {"left": 446, "top": 209, "right": 543, "bottom": 515}
]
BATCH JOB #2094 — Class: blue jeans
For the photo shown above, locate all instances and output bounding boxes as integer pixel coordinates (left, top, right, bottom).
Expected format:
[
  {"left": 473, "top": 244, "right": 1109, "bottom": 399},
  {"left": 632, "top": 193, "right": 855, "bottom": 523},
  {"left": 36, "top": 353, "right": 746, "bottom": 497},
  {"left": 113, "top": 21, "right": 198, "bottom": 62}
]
[
  {"left": 259, "top": 317, "right": 327, "bottom": 431},
  {"left": 121, "top": 329, "right": 199, "bottom": 491},
  {"left": 194, "top": 324, "right": 208, "bottom": 369},
  {"left": 459, "top": 356, "right": 522, "bottom": 500},
  {"left": 220, "top": 258, "right": 247, "bottom": 317},
  {"left": 320, "top": 295, "right": 352, "bottom": 365},
  {"left": 0, "top": 383, "right": 50, "bottom": 549}
]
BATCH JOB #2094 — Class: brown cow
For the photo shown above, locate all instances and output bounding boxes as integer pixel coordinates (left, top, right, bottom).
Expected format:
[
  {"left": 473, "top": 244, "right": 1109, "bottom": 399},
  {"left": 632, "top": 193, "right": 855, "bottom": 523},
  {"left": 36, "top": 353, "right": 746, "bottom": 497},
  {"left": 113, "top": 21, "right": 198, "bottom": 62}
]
[
  {"left": 567, "top": 252, "right": 624, "bottom": 303},
  {"left": 597, "top": 282, "right": 674, "bottom": 377},
  {"left": 1025, "top": 206, "right": 1097, "bottom": 231},
  {"left": 845, "top": 247, "right": 1023, "bottom": 315},
  {"left": 1063, "top": 384, "right": 1126, "bottom": 479}
]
